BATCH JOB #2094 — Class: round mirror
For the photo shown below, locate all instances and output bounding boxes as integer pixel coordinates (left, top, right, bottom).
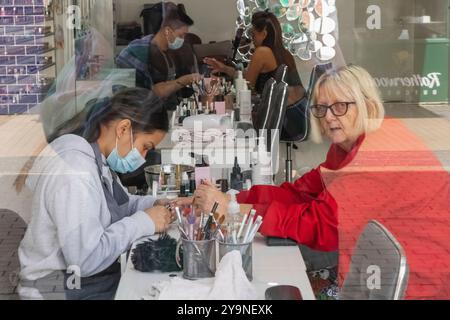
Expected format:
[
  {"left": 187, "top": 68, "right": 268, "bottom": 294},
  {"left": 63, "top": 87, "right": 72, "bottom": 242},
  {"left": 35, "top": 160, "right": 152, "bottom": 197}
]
[
  {"left": 314, "top": 0, "right": 324, "bottom": 17},
  {"left": 316, "top": 46, "right": 336, "bottom": 60},
  {"left": 322, "top": 33, "right": 336, "bottom": 47},
  {"left": 313, "top": 16, "right": 336, "bottom": 34},
  {"left": 271, "top": 3, "right": 287, "bottom": 18},
  {"left": 252, "top": 6, "right": 264, "bottom": 14},
  {"left": 255, "top": 0, "right": 269, "bottom": 10},
  {"left": 297, "top": 46, "right": 312, "bottom": 61},
  {"left": 300, "top": 0, "right": 311, "bottom": 9},
  {"left": 292, "top": 33, "right": 309, "bottom": 44},
  {"left": 281, "top": 23, "right": 296, "bottom": 40},
  {"left": 280, "top": 0, "right": 296, "bottom": 8},
  {"left": 299, "top": 11, "right": 315, "bottom": 32},
  {"left": 286, "top": 4, "right": 301, "bottom": 21},
  {"left": 237, "top": 0, "right": 249, "bottom": 17},
  {"left": 308, "top": 40, "right": 323, "bottom": 53}
]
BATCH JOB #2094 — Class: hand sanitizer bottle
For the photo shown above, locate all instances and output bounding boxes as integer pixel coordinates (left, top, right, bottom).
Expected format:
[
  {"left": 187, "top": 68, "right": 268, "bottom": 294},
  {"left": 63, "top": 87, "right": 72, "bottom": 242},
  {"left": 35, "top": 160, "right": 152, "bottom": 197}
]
[{"left": 226, "top": 189, "right": 242, "bottom": 231}]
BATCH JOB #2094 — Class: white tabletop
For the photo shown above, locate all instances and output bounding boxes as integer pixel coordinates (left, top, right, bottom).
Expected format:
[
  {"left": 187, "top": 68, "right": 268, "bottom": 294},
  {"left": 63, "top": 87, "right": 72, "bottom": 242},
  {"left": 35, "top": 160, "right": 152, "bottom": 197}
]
[{"left": 115, "top": 227, "right": 315, "bottom": 300}]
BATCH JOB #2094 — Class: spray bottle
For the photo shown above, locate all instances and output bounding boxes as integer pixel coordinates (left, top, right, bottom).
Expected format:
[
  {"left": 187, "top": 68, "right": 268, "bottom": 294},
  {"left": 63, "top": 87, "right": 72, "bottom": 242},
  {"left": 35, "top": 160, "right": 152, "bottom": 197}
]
[
  {"left": 226, "top": 189, "right": 242, "bottom": 232},
  {"left": 235, "top": 70, "right": 245, "bottom": 107}
]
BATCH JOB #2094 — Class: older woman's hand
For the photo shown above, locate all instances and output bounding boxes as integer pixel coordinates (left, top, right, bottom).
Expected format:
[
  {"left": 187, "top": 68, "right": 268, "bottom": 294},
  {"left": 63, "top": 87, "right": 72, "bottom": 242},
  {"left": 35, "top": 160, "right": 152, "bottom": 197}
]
[
  {"left": 169, "top": 197, "right": 194, "bottom": 208},
  {"left": 194, "top": 181, "right": 229, "bottom": 217}
]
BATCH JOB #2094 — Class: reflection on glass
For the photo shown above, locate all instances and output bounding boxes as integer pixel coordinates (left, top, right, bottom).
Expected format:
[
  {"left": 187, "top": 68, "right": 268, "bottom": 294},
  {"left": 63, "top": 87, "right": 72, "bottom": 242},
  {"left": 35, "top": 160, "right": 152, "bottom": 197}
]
[
  {"left": 244, "top": 14, "right": 252, "bottom": 27},
  {"left": 314, "top": 0, "right": 323, "bottom": 17},
  {"left": 286, "top": 4, "right": 301, "bottom": 21},
  {"left": 317, "top": 46, "right": 336, "bottom": 60},
  {"left": 299, "top": 10, "right": 315, "bottom": 32},
  {"left": 237, "top": 0, "right": 247, "bottom": 16},
  {"left": 314, "top": 16, "right": 336, "bottom": 34},
  {"left": 301, "top": 0, "right": 311, "bottom": 9},
  {"left": 308, "top": 40, "right": 323, "bottom": 52},
  {"left": 234, "top": 0, "right": 339, "bottom": 62},
  {"left": 271, "top": 3, "right": 287, "bottom": 18},
  {"left": 281, "top": 23, "right": 296, "bottom": 39},
  {"left": 292, "top": 33, "right": 309, "bottom": 44},
  {"left": 297, "top": 45, "right": 312, "bottom": 60},
  {"left": 252, "top": 6, "right": 264, "bottom": 14},
  {"left": 255, "top": 0, "right": 269, "bottom": 10},
  {"left": 280, "top": 0, "right": 295, "bottom": 8},
  {"left": 322, "top": 33, "right": 336, "bottom": 47}
]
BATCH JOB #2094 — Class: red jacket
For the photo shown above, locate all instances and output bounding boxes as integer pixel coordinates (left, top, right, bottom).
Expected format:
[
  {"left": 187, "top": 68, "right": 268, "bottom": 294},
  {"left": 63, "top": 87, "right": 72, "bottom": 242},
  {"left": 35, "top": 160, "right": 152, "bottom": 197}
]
[
  {"left": 237, "top": 136, "right": 365, "bottom": 252},
  {"left": 239, "top": 118, "right": 450, "bottom": 299}
]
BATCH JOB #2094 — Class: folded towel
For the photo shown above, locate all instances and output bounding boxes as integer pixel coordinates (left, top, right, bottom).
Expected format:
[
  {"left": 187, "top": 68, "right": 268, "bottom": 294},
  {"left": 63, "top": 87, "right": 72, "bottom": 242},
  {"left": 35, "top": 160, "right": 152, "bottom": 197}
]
[{"left": 148, "top": 251, "right": 257, "bottom": 300}]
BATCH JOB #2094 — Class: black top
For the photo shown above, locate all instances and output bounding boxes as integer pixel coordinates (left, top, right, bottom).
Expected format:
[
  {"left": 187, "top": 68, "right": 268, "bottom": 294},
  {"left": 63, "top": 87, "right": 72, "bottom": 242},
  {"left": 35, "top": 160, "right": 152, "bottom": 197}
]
[{"left": 254, "top": 67, "right": 303, "bottom": 95}]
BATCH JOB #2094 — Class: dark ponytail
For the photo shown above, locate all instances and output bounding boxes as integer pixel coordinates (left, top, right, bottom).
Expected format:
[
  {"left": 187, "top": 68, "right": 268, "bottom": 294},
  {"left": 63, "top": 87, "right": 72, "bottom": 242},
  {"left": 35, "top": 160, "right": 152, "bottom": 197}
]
[{"left": 83, "top": 88, "right": 169, "bottom": 143}]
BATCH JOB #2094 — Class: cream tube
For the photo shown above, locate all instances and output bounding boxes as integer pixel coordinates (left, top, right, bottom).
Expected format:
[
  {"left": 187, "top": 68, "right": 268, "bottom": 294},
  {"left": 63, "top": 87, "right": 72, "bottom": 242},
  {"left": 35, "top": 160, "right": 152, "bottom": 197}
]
[
  {"left": 242, "top": 209, "right": 256, "bottom": 244},
  {"left": 237, "top": 212, "right": 249, "bottom": 239},
  {"left": 245, "top": 216, "right": 263, "bottom": 243}
]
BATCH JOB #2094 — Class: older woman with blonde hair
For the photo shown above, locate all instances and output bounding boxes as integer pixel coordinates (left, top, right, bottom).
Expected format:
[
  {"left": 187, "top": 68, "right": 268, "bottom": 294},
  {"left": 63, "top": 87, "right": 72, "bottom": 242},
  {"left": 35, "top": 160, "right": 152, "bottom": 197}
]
[
  {"left": 193, "top": 64, "right": 385, "bottom": 251},
  {"left": 192, "top": 64, "right": 450, "bottom": 300}
]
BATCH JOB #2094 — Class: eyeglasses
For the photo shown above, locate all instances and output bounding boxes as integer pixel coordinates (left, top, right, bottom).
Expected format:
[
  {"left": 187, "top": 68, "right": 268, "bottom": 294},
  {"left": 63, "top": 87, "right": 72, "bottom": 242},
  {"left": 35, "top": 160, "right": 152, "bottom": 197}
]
[{"left": 310, "top": 102, "right": 355, "bottom": 118}]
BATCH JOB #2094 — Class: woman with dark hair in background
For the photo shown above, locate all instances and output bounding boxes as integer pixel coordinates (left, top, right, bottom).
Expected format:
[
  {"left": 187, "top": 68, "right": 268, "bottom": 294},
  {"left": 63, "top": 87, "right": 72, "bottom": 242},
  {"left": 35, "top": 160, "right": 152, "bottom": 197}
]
[
  {"left": 116, "top": 2, "right": 201, "bottom": 109},
  {"left": 204, "top": 10, "right": 306, "bottom": 107},
  {"left": 18, "top": 88, "right": 173, "bottom": 300}
]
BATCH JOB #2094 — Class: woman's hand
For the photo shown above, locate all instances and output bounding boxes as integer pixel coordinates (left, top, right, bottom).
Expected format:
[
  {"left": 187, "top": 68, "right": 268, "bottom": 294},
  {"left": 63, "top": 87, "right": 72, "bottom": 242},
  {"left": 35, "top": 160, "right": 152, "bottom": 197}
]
[
  {"left": 145, "top": 206, "right": 173, "bottom": 233},
  {"left": 154, "top": 198, "right": 171, "bottom": 207},
  {"left": 194, "top": 180, "right": 230, "bottom": 217},
  {"left": 203, "top": 58, "right": 229, "bottom": 75},
  {"left": 169, "top": 197, "right": 194, "bottom": 208},
  {"left": 177, "top": 73, "right": 201, "bottom": 87}
]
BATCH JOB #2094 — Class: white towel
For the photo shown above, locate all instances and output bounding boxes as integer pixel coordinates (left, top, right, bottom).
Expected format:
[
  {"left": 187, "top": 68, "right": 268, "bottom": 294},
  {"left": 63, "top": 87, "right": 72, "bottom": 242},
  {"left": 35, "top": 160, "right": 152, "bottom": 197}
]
[{"left": 148, "top": 251, "right": 257, "bottom": 300}]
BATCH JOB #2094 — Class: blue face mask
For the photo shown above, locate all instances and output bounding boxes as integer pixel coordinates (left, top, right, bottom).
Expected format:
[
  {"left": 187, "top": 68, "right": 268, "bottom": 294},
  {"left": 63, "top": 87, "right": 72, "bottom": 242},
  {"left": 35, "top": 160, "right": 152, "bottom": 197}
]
[
  {"left": 167, "top": 29, "right": 184, "bottom": 50},
  {"left": 107, "top": 129, "right": 146, "bottom": 174}
]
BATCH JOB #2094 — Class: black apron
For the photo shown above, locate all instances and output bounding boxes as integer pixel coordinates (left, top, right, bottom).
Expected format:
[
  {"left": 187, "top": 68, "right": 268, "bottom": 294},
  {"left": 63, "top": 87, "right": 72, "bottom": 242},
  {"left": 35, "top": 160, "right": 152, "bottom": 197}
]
[
  {"left": 64, "top": 143, "right": 132, "bottom": 300},
  {"left": 20, "top": 143, "right": 133, "bottom": 300}
]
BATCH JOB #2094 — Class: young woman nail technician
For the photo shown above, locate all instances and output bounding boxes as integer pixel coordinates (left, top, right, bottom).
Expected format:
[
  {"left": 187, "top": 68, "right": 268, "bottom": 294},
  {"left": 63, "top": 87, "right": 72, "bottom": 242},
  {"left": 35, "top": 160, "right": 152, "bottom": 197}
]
[{"left": 19, "top": 88, "right": 173, "bottom": 300}]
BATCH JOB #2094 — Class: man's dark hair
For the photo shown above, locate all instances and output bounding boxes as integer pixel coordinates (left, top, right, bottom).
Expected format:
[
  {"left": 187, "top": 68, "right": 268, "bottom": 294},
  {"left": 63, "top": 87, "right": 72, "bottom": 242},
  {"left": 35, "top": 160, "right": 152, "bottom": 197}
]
[{"left": 160, "top": 2, "right": 194, "bottom": 29}]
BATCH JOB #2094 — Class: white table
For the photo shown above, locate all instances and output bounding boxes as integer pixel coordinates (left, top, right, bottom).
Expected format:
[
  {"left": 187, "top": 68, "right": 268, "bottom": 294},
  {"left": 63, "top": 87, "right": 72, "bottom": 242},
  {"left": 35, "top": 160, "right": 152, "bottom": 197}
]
[{"left": 115, "top": 227, "right": 315, "bottom": 300}]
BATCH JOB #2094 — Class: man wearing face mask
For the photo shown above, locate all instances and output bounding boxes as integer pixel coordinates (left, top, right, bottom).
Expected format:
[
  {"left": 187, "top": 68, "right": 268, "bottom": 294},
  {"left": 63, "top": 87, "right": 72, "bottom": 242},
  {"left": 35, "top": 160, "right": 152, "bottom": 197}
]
[{"left": 116, "top": 2, "right": 200, "bottom": 110}]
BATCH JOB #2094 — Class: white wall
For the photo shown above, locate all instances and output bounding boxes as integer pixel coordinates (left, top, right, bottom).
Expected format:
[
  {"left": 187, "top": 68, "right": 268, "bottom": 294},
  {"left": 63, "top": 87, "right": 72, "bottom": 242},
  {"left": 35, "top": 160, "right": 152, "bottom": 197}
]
[{"left": 115, "top": 0, "right": 238, "bottom": 43}]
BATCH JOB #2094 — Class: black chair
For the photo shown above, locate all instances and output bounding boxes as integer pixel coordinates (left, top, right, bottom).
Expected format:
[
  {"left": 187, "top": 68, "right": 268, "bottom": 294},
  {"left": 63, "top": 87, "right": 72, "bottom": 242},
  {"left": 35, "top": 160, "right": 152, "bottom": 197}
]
[
  {"left": 253, "top": 78, "right": 276, "bottom": 132},
  {"left": 273, "top": 64, "right": 288, "bottom": 83},
  {"left": 264, "top": 81, "right": 289, "bottom": 174},
  {"left": 265, "top": 81, "right": 289, "bottom": 149},
  {"left": 281, "top": 63, "right": 333, "bottom": 182}
]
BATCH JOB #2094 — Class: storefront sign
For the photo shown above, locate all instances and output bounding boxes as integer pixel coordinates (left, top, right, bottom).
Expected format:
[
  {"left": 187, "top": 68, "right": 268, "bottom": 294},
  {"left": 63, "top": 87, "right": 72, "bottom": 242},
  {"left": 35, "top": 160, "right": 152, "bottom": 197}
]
[{"left": 375, "top": 72, "right": 442, "bottom": 89}]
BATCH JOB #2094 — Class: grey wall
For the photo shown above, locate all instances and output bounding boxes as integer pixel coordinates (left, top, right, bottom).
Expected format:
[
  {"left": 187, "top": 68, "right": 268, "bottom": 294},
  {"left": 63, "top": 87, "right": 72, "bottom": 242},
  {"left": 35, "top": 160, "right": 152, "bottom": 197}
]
[{"left": 114, "top": 0, "right": 238, "bottom": 43}]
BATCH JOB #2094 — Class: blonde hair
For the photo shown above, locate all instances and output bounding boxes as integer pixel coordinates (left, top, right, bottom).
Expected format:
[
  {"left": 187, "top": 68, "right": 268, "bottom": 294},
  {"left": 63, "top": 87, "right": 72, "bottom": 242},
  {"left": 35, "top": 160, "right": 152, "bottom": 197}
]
[{"left": 309, "top": 65, "right": 385, "bottom": 143}]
